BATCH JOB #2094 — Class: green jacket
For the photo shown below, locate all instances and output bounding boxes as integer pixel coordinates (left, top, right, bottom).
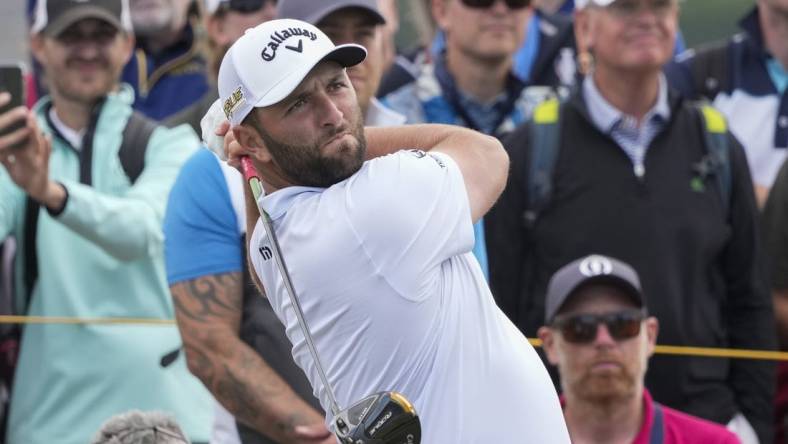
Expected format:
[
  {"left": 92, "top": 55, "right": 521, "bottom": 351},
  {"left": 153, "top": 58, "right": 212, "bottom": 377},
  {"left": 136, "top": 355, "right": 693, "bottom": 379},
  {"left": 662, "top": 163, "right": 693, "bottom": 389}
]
[{"left": 0, "top": 86, "right": 212, "bottom": 443}]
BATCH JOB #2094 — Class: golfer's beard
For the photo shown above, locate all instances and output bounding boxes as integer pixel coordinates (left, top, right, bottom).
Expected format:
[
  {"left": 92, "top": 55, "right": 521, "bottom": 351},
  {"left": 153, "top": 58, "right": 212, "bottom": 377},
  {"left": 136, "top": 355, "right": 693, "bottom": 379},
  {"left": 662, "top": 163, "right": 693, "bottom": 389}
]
[
  {"left": 569, "top": 360, "right": 638, "bottom": 404},
  {"left": 262, "top": 117, "right": 367, "bottom": 188}
]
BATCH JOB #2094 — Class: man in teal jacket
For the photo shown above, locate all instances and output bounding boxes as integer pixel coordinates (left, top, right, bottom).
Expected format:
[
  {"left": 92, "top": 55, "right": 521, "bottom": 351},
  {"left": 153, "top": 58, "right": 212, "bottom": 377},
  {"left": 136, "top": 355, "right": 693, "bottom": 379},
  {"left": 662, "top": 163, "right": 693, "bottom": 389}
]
[{"left": 0, "top": 0, "right": 212, "bottom": 443}]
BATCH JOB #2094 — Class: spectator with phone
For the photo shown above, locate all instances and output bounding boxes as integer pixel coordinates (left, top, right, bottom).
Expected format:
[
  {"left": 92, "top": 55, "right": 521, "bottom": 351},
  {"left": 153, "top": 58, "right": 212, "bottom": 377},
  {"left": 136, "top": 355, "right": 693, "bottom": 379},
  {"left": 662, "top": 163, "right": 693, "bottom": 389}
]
[{"left": 0, "top": 0, "right": 213, "bottom": 443}]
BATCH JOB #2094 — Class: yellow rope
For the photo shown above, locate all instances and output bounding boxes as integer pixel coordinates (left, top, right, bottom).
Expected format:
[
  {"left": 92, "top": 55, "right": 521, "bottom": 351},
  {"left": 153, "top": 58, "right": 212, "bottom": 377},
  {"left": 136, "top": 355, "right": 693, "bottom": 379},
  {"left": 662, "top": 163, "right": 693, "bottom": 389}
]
[
  {"left": 527, "top": 338, "right": 788, "bottom": 361},
  {"left": 0, "top": 315, "right": 175, "bottom": 326},
  {"left": 2, "top": 316, "right": 786, "bottom": 360}
]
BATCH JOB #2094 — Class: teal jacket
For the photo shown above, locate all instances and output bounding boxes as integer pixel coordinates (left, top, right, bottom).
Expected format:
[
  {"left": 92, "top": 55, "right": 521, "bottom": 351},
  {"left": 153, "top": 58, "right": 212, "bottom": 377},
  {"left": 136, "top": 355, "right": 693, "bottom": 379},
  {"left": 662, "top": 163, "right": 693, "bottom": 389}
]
[{"left": 0, "top": 86, "right": 212, "bottom": 444}]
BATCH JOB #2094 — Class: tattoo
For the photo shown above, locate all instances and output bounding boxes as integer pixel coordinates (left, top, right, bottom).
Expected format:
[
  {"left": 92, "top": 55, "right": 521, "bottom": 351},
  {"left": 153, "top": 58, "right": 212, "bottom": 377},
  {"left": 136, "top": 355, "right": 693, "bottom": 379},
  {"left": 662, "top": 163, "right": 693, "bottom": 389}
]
[{"left": 171, "top": 273, "right": 322, "bottom": 440}]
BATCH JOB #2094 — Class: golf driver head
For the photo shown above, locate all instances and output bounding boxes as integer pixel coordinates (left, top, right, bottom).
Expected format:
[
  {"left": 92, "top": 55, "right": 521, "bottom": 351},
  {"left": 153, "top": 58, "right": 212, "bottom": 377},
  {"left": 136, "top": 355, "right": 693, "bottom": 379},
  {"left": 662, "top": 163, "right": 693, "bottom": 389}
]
[{"left": 332, "top": 391, "right": 421, "bottom": 444}]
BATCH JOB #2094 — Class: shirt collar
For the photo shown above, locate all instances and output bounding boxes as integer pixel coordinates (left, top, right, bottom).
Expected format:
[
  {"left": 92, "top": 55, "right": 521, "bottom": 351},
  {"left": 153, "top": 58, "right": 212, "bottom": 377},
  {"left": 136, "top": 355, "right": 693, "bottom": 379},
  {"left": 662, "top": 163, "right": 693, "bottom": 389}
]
[
  {"left": 365, "top": 97, "right": 407, "bottom": 127},
  {"left": 260, "top": 185, "right": 321, "bottom": 222},
  {"left": 582, "top": 73, "right": 671, "bottom": 133}
]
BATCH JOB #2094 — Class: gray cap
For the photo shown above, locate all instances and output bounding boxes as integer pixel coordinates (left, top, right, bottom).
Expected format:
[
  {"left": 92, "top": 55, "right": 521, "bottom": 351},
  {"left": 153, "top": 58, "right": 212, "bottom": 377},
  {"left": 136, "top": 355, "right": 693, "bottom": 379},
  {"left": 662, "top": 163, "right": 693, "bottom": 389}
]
[
  {"left": 31, "top": 0, "right": 133, "bottom": 37},
  {"left": 277, "top": 0, "right": 386, "bottom": 26},
  {"left": 545, "top": 255, "right": 645, "bottom": 323}
]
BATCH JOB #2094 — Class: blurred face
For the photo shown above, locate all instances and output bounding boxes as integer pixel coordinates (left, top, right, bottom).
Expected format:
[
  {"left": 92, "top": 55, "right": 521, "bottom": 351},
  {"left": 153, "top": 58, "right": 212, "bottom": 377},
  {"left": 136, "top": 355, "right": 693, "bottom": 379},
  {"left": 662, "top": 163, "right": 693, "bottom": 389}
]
[
  {"left": 759, "top": 0, "right": 788, "bottom": 17},
  {"left": 575, "top": 0, "right": 678, "bottom": 73},
  {"left": 433, "top": 0, "right": 532, "bottom": 63},
  {"left": 249, "top": 62, "right": 367, "bottom": 187},
  {"left": 130, "top": 0, "right": 191, "bottom": 37},
  {"left": 319, "top": 8, "right": 385, "bottom": 116},
  {"left": 539, "top": 285, "right": 658, "bottom": 405},
  {"left": 31, "top": 19, "right": 133, "bottom": 105}
]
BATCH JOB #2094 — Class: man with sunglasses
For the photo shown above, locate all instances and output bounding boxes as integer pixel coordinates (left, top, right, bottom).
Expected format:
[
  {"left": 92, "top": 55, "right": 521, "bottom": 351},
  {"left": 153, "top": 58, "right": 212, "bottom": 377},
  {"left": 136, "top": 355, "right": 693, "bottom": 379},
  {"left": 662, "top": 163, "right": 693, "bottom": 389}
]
[
  {"left": 539, "top": 255, "right": 741, "bottom": 444},
  {"left": 0, "top": 0, "right": 214, "bottom": 443}
]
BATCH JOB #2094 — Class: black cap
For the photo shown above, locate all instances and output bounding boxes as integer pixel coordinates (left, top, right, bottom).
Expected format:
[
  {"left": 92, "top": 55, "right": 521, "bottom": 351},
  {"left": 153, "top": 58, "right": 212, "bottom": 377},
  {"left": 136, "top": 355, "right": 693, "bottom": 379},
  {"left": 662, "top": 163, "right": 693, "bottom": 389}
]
[
  {"left": 545, "top": 255, "right": 645, "bottom": 323},
  {"left": 31, "top": 0, "right": 132, "bottom": 37},
  {"left": 277, "top": 0, "right": 386, "bottom": 26}
]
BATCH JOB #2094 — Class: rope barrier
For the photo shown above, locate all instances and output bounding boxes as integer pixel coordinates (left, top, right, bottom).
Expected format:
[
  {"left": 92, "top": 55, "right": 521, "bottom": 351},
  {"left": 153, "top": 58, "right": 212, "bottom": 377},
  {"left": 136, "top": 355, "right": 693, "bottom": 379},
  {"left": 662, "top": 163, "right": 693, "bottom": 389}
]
[
  {"left": 1, "top": 316, "right": 785, "bottom": 361},
  {"left": 527, "top": 338, "right": 788, "bottom": 361},
  {"left": 0, "top": 315, "right": 175, "bottom": 326}
]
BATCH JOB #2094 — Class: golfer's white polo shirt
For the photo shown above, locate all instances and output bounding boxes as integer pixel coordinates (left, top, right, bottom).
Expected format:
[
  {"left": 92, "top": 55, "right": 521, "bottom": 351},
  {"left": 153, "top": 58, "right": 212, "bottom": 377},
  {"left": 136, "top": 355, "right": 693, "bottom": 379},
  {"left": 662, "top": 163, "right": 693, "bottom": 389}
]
[{"left": 250, "top": 150, "right": 569, "bottom": 443}]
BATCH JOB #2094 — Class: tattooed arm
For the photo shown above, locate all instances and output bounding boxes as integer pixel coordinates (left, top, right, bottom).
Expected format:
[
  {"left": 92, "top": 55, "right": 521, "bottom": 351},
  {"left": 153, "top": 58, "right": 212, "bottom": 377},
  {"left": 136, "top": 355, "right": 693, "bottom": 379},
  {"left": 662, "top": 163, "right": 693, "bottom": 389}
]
[{"left": 171, "top": 272, "right": 333, "bottom": 443}]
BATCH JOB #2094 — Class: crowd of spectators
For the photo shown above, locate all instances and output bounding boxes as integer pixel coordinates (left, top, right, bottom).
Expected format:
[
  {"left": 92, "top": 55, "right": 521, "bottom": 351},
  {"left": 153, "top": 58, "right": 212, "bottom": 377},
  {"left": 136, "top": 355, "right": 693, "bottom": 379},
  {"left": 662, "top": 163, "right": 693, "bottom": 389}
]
[{"left": 0, "top": 0, "right": 787, "bottom": 443}]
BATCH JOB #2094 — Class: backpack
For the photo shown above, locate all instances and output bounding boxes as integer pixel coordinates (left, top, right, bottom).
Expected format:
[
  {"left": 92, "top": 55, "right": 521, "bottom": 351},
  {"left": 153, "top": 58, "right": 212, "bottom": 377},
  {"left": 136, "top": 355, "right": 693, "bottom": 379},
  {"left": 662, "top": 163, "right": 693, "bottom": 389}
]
[{"left": 523, "top": 98, "right": 732, "bottom": 229}]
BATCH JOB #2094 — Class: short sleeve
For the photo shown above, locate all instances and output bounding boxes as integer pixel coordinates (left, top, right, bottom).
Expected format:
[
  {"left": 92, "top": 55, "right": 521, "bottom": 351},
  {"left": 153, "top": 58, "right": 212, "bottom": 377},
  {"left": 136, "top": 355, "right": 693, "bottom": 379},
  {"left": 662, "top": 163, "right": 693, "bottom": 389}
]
[
  {"left": 164, "top": 149, "right": 243, "bottom": 284},
  {"left": 343, "top": 150, "right": 475, "bottom": 300}
]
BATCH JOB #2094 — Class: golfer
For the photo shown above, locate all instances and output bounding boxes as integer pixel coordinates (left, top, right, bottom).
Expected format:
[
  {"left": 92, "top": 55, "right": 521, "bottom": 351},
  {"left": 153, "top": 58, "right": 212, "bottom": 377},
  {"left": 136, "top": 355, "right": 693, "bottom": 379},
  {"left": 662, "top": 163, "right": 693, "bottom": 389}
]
[{"left": 216, "top": 18, "right": 570, "bottom": 443}]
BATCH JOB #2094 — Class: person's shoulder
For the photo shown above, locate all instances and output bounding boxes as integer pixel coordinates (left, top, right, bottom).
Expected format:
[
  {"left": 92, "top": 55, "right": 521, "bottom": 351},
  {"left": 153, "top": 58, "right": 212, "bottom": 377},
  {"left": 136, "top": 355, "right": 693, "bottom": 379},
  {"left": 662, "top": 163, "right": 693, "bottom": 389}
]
[{"left": 662, "top": 405, "right": 741, "bottom": 443}]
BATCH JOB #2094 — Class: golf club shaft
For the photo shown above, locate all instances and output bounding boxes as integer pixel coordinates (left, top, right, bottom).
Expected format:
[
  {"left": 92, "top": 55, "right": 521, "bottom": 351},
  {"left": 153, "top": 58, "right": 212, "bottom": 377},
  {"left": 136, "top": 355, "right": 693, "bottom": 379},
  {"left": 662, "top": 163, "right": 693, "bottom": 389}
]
[{"left": 240, "top": 157, "right": 342, "bottom": 417}]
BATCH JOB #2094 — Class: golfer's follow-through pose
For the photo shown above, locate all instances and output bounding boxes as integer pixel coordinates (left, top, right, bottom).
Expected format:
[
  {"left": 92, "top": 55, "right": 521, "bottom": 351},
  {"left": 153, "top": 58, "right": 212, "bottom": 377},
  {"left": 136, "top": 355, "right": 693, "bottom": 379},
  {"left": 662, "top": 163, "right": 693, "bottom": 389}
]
[{"left": 215, "top": 18, "right": 570, "bottom": 443}]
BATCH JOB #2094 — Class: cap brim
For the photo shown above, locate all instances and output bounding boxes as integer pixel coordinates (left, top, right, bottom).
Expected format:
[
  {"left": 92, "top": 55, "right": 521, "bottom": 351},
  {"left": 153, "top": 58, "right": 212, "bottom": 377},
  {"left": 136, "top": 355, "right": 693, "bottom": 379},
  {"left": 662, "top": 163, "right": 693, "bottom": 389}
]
[
  {"left": 44, "top": 6, "right": 123, "bottom": 37},
  {"left": 558, "top": 275, "right": 644, "bottom": 315},
  {"left": 252, "top": 43, "right": 367, "bottom": 109},
  {"left": 310, "top": 3, "right": 386, "bottom": 26}
]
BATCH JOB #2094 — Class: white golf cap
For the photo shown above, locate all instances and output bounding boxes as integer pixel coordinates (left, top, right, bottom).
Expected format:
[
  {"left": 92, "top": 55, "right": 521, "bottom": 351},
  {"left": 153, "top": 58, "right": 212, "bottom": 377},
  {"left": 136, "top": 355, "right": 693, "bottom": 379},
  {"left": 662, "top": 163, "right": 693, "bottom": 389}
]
[
  {"left": 575, "top": 0, "right": 616, "bottom": 9},
  {"left": 218, "top": 18, "right": 367, "bottom": 125}
]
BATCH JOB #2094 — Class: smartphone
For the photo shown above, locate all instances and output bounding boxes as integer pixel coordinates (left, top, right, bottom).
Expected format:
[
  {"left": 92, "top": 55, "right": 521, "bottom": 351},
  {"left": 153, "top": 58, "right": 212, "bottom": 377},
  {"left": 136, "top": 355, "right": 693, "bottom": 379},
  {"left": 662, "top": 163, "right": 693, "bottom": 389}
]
[{"left": 0, "top": 62, "right": 26, "bottom": 147}]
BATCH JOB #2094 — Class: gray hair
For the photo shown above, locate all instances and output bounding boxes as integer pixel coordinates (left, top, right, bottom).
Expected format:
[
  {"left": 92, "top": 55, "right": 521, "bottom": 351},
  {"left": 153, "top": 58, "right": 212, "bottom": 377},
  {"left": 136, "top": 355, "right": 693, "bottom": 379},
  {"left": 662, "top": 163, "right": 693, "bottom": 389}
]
[{"left": 90, "top": 410, "right": 190, "bottom": 444}]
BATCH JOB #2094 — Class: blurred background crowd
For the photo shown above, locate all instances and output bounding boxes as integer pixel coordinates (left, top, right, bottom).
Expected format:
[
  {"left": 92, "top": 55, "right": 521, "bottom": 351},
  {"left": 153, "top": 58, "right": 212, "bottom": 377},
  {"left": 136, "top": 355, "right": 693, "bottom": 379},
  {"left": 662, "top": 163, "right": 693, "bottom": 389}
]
[{"left": 1, "top": 0, "right": 787, "bottom": 443}]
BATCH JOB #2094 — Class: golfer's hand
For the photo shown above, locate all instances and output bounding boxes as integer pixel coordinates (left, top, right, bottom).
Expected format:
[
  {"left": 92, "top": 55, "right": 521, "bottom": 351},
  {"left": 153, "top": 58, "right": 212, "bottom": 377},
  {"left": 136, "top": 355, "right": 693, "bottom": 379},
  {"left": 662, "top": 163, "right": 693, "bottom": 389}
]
[
  {"left": 0, "top": 93, "right": 65, "bottom": 210},
  {"left": 293, "top": 423, "right": 335, "bottom": 444},
  {"left": 214, "top": 120, "right": 249, "bottom": 171}
]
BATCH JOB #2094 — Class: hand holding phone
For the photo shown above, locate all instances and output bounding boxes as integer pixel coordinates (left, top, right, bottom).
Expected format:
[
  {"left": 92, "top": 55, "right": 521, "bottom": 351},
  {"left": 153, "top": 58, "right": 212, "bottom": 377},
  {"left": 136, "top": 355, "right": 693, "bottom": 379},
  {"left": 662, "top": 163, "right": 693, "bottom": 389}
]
[{"left": 0, "top": 62, "right": 28, "bottom": 150}]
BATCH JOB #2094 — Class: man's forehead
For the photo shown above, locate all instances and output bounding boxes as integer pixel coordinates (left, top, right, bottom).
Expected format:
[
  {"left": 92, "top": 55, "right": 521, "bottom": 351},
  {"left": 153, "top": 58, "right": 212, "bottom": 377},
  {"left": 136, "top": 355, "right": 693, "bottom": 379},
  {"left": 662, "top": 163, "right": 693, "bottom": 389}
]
[{"left": 273, "top": 62, "right": 346, "bottom": 103}]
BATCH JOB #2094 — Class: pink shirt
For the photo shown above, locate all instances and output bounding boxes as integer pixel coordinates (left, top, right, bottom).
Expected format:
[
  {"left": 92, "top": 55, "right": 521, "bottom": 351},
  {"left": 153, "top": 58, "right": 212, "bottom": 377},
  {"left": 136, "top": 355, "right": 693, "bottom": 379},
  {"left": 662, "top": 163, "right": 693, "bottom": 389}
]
[{"left": 563, "top": 390, "right": 741, "bottom": 444}]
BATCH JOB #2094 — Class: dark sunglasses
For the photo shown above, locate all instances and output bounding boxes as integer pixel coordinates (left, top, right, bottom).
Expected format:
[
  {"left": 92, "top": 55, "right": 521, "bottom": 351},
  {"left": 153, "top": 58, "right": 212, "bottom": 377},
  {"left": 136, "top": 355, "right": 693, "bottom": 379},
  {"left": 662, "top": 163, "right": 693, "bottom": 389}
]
[
  {"left": 460, "top": 0, "right": 531, "bottom": 10},
  {"left": 552, "top": 309, "right": 646, "bottom": 344},
  {"left": 218, "top": 0, "right": 276, "bottom": 14}
]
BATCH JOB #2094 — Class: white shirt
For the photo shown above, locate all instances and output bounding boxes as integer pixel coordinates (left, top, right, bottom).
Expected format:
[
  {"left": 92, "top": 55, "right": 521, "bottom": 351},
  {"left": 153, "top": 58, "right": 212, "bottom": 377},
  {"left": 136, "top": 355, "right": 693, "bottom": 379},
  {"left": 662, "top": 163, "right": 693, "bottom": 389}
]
[{"left": 250, "top": 150, "right": 569, "bottom": 443}]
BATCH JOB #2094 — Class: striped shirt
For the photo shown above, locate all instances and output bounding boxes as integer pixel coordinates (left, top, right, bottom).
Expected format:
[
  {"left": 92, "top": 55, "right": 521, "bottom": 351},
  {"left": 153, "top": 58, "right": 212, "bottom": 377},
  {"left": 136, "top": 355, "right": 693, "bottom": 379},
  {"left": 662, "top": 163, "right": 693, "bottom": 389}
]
[{"left": 583, "top": 75, "right": 671, "bottom": 178}]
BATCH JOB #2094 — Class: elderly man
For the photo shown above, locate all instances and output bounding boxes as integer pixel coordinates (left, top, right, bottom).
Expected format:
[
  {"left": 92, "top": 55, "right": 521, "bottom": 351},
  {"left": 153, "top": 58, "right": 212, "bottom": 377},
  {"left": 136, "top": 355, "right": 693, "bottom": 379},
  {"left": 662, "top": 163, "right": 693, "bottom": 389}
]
[
  {"left": 0, "top": 0, "right": 212, "bottom": 443},
  {"left": 165, "top": 1, "right": 403, "bottom": 443},
  {"left": 486, "top": 0, "right": 775, "bottom": 442},
  {"left": 538, "top": 255, "right": 741, "bottom": 444}
]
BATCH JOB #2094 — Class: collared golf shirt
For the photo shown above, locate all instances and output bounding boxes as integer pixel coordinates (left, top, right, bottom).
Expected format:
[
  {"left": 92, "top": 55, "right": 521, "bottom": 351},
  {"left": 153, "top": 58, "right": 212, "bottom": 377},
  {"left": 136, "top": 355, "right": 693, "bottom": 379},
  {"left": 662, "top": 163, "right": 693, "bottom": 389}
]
[{"left": 250, "top": 150, "right": 570, "bottom": 443}]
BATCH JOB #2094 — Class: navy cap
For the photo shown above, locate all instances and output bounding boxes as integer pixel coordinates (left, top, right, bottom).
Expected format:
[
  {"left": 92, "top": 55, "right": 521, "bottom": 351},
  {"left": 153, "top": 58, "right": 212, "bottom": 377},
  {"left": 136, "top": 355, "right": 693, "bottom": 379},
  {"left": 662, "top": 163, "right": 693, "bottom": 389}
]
[{"left": 277, "top": 0, "right": 386, "bottom": 26}]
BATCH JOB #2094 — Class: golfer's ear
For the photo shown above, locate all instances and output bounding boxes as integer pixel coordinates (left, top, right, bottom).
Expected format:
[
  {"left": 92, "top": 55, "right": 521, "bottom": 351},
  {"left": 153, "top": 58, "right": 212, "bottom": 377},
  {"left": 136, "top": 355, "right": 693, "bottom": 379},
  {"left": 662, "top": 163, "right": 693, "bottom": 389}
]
[{"left": 233, "top": 124, "right": 272, "bottom": 163}]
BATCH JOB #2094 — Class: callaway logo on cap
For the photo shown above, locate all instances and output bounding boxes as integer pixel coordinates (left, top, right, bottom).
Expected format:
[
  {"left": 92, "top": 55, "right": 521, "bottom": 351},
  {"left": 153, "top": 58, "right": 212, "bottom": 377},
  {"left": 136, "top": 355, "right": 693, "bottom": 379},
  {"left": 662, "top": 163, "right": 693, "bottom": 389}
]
[{"left": 218, "top": 18, "right": 367, "bottom": 125}]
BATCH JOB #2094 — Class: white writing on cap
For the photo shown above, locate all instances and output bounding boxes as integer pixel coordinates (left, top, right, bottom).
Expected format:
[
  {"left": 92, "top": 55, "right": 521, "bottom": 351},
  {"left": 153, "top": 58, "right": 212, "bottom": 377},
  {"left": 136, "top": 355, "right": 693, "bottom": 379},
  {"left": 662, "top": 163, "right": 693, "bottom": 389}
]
[
  {"left": 579, "top": 255, "right": 613, "bottom": 277},
  {"left": 261, "top": 27, "right": 318, "bottom": 62}
]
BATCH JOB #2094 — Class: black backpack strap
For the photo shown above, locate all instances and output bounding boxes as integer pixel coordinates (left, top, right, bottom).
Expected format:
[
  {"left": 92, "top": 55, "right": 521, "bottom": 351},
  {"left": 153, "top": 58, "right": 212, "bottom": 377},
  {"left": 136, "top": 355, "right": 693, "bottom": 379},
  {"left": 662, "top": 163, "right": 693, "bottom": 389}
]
[
  {"left": 119, "top": 110, "right": 158, "bottom": 183},
  {"left": 524, "top": 97, "right": 563, "bottom": 228},
  {"left": 649, "top": 402, "right": 665, "bottom": 444},
  {"left": 22, "top": 197, "right": 39, "bottom": 313}
]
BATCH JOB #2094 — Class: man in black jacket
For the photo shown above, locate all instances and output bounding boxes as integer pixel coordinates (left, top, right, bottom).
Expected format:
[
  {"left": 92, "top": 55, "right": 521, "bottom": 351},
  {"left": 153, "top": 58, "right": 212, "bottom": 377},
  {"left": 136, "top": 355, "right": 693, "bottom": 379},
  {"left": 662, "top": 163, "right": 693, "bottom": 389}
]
[{"left": 486, "top": 0, "right": 775, "bottom": 442}]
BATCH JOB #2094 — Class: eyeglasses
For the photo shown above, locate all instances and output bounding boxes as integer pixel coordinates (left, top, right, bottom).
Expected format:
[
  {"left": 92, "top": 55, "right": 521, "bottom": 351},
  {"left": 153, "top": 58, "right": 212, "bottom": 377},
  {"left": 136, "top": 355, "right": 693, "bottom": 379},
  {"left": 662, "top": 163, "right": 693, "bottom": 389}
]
[
  {"left": 552, "top": 309, "right": 646, "bottom": 344},
  {"left": 218, "top": 0, "right": 276, "bottom": 14},
  {"left": 460, "top": 0, "right": 532, "bottom": 10}
]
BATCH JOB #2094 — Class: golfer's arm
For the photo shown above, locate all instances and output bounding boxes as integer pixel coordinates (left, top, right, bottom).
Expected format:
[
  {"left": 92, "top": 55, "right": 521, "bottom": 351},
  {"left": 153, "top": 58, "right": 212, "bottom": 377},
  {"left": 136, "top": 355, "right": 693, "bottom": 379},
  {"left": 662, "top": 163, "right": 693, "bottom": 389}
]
[
  {"left": 365, "top": 124, "right": 509, "bottom": 221},
  {"left": 171, "top": 273, "right": 325, "bottom": 441}
]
